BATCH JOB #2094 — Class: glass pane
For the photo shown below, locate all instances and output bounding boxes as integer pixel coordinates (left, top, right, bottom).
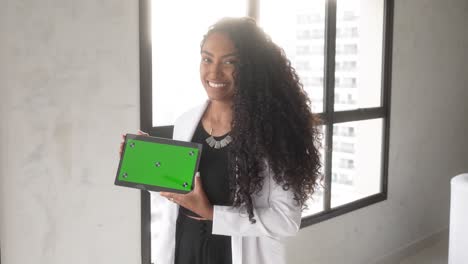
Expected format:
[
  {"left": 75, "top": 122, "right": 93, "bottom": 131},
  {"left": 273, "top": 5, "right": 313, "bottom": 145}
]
[
  {"left": 334, "top": 0, "right": 384, "bottom": 111},
  {"left": 259, "top": 0, "right": 325, "bottom": 113},
  {"left": 302, "top": 125, "right": 326, "bottom": 217},
  {"left": 151, "top": 0, "right": 247, "bottom": 126},
  {"left": 331, "top": 119, "right": 383, "bottom": 208}
]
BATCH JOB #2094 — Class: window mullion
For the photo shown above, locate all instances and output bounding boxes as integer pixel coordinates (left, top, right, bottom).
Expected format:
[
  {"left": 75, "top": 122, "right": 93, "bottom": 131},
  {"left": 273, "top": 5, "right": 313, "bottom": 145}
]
[
  {"left": 323, "top": 0, "right": 337, "bottom": 212},
  {"left": 140, "top": 0, "right": 153, "bottom": 134},
  {"left": 248, "top": 0, "right": 259, "bottom": 20},
  {"left": 380, "top": 0, "right": 394, "bottom": 197},
  {"left": 333, "top": 107, "right": 386, "bottom": 123},
  {"left": 381, "top": 0, "right": 393, "bottom": 109},
  {"left": 139, "top": 1, "right": 152, "bottom": 263}
]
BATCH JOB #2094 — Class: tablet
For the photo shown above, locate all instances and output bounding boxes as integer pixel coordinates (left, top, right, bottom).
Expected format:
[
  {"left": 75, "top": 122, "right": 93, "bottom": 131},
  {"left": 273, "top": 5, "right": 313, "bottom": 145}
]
[{"left": 115, "top": 134, "right": 202, "bottom": 194}]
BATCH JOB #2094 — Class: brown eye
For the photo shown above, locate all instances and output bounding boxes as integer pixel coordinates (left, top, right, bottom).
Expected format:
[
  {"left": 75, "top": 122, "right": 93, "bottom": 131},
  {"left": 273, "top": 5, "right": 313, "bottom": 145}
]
[{"left": 224, "top": 60, "right": 237, "bottom": 65}]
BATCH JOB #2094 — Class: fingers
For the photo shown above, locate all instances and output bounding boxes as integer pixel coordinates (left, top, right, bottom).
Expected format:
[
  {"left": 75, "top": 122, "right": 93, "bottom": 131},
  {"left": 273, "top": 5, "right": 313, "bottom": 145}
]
[
  {"left": 160, "top": 192, "right": 182, "bottom": 202},
  {"left": 119, "top": 133, "right": 126, "bottom": 157},
  {"left": 160, "top": 192, "right": 190, "bottom": 209},
  {"left": 193, "top": 172, "right": 201, "bottom": 189},
  {"left": 137, "top": 129, "right": 149, "bottom": 136}
]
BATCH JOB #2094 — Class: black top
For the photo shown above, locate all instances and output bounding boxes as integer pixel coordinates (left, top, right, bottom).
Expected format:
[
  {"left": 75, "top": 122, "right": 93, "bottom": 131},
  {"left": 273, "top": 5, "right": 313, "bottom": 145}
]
[
  {"left": 175, "top": 120, "right": 233, "bottom": 264},
  {"left": 179, "top": 120, "right": 232, "bottom": 217}
]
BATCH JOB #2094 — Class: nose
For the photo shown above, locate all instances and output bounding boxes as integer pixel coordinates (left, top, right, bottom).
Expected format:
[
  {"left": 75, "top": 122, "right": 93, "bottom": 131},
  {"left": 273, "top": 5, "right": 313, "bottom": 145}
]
[{"left": 208, "top": 62, "right": 224, "bottom": 79}]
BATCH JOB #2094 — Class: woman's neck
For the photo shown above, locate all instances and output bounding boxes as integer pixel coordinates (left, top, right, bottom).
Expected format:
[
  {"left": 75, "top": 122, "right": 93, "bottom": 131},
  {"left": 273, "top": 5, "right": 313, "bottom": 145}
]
[
  {"left": 207, "top": 100, "right": 232, "bottom": 121},
  {"left": 203, "top": 100, "right": 233, "bottom": 136}
]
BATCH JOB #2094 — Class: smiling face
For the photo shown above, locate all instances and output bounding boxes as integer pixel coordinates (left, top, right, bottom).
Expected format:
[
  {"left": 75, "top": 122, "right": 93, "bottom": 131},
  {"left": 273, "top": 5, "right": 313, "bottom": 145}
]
[{"left": 200, "top": 32, "right": 238, "bottom": 102}]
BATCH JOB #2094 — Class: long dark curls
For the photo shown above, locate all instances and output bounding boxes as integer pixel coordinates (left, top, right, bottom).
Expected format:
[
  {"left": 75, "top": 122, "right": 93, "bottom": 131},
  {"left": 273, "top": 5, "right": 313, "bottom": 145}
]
[{"left": 201, "top": 17, "right": 322, "bottom": 223}]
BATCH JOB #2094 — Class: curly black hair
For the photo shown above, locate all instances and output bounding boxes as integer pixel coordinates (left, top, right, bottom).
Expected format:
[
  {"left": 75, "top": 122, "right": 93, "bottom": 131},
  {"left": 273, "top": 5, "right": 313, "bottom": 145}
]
[{"left": 201, "top": 17, "right": 323, "bottom": 224}]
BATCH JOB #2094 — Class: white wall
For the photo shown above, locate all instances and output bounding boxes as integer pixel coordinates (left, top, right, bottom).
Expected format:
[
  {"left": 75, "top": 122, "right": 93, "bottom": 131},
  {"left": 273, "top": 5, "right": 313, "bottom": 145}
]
[
  {"left": 1, "top": 0, "right": 468, "bottom": 264},
  {"left": 0, "top": 1, "right": 141, "bottom": 263},
  {"left": 286, "top": 0, "right": 468, "bottom": 263}
]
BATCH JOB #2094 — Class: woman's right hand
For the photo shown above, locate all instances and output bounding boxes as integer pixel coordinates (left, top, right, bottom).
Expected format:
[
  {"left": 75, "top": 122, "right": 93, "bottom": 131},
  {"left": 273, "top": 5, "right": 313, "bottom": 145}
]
[{"left": 119, "top": 130, "right": 149, "bottom": 158}]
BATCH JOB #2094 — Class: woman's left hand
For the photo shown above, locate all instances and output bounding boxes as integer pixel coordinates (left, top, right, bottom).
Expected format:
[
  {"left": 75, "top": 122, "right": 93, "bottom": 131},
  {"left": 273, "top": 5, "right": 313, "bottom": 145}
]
[{"left": 160, "top": 172, "right": 214, "bottom": 220}]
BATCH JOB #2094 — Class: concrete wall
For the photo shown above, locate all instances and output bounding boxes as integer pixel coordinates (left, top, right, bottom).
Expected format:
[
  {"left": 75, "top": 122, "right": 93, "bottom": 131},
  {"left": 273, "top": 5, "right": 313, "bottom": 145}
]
[
  {"left": 0, "top": 1, "right": 141, "bottom": 263},
  {"left": 1, "top": 0, "right": 467, "bottom": 264}
]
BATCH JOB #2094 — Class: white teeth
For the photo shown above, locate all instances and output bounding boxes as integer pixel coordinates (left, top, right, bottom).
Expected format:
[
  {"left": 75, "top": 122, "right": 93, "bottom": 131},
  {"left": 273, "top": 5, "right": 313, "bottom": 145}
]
[{"left": 208, "top": 81, "right": 227, "bottom": 88}]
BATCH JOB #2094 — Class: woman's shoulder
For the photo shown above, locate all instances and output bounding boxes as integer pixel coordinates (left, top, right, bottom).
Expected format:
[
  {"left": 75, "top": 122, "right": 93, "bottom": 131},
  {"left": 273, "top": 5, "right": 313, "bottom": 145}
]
[
  {"left": 174, "top": 101, "right": 208, "bottom": 127},
  {"left": 172, "top": 101, "right": 209, "bottom": 140}
]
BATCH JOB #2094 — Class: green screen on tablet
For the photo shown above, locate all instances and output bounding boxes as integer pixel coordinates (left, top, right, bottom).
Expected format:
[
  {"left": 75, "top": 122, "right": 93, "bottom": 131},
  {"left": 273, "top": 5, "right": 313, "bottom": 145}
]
[{"left": 115, "top": 134, "right": 202, "bottom": 194}]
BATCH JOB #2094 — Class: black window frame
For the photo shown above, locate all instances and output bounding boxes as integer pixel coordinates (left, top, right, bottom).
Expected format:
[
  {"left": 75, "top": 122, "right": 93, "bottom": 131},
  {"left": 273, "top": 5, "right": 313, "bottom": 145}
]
[{"left": 138, "top": 0, "right": 394, "bottom": 263}]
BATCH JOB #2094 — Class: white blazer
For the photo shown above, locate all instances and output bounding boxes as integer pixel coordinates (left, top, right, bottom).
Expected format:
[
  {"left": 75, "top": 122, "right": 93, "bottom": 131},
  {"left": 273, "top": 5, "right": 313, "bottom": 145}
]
[{"left": 150, "top": 101, "right": 302, "bottom": 264}]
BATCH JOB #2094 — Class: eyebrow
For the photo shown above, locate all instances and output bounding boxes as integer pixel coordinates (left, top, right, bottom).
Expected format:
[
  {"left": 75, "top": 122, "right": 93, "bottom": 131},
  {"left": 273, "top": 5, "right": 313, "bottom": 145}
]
[{"left": 201, "top": 50, "right": 238, "bottom": 58}]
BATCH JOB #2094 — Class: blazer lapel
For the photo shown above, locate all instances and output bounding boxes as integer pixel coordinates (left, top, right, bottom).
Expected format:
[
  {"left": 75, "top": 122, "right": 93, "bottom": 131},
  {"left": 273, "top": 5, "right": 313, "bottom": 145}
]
[{"left": 175, "top": 100, "right": 209, "bottom": 142}]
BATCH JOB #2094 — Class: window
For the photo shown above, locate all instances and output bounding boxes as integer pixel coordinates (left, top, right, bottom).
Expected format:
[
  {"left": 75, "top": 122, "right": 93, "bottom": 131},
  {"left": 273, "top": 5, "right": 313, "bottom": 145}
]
[
  {"left": 336, "top": 60, "right": 357, "bottom": 71},
  {"left": 139, "top": 0, "right": 393, "bottom": 262}
]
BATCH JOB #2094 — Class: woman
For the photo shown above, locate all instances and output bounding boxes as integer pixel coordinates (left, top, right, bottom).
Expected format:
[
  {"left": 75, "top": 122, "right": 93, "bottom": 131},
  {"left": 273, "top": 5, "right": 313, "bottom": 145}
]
[{"left": 120, "top": 17, "right": 322, "bottom": 264}]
